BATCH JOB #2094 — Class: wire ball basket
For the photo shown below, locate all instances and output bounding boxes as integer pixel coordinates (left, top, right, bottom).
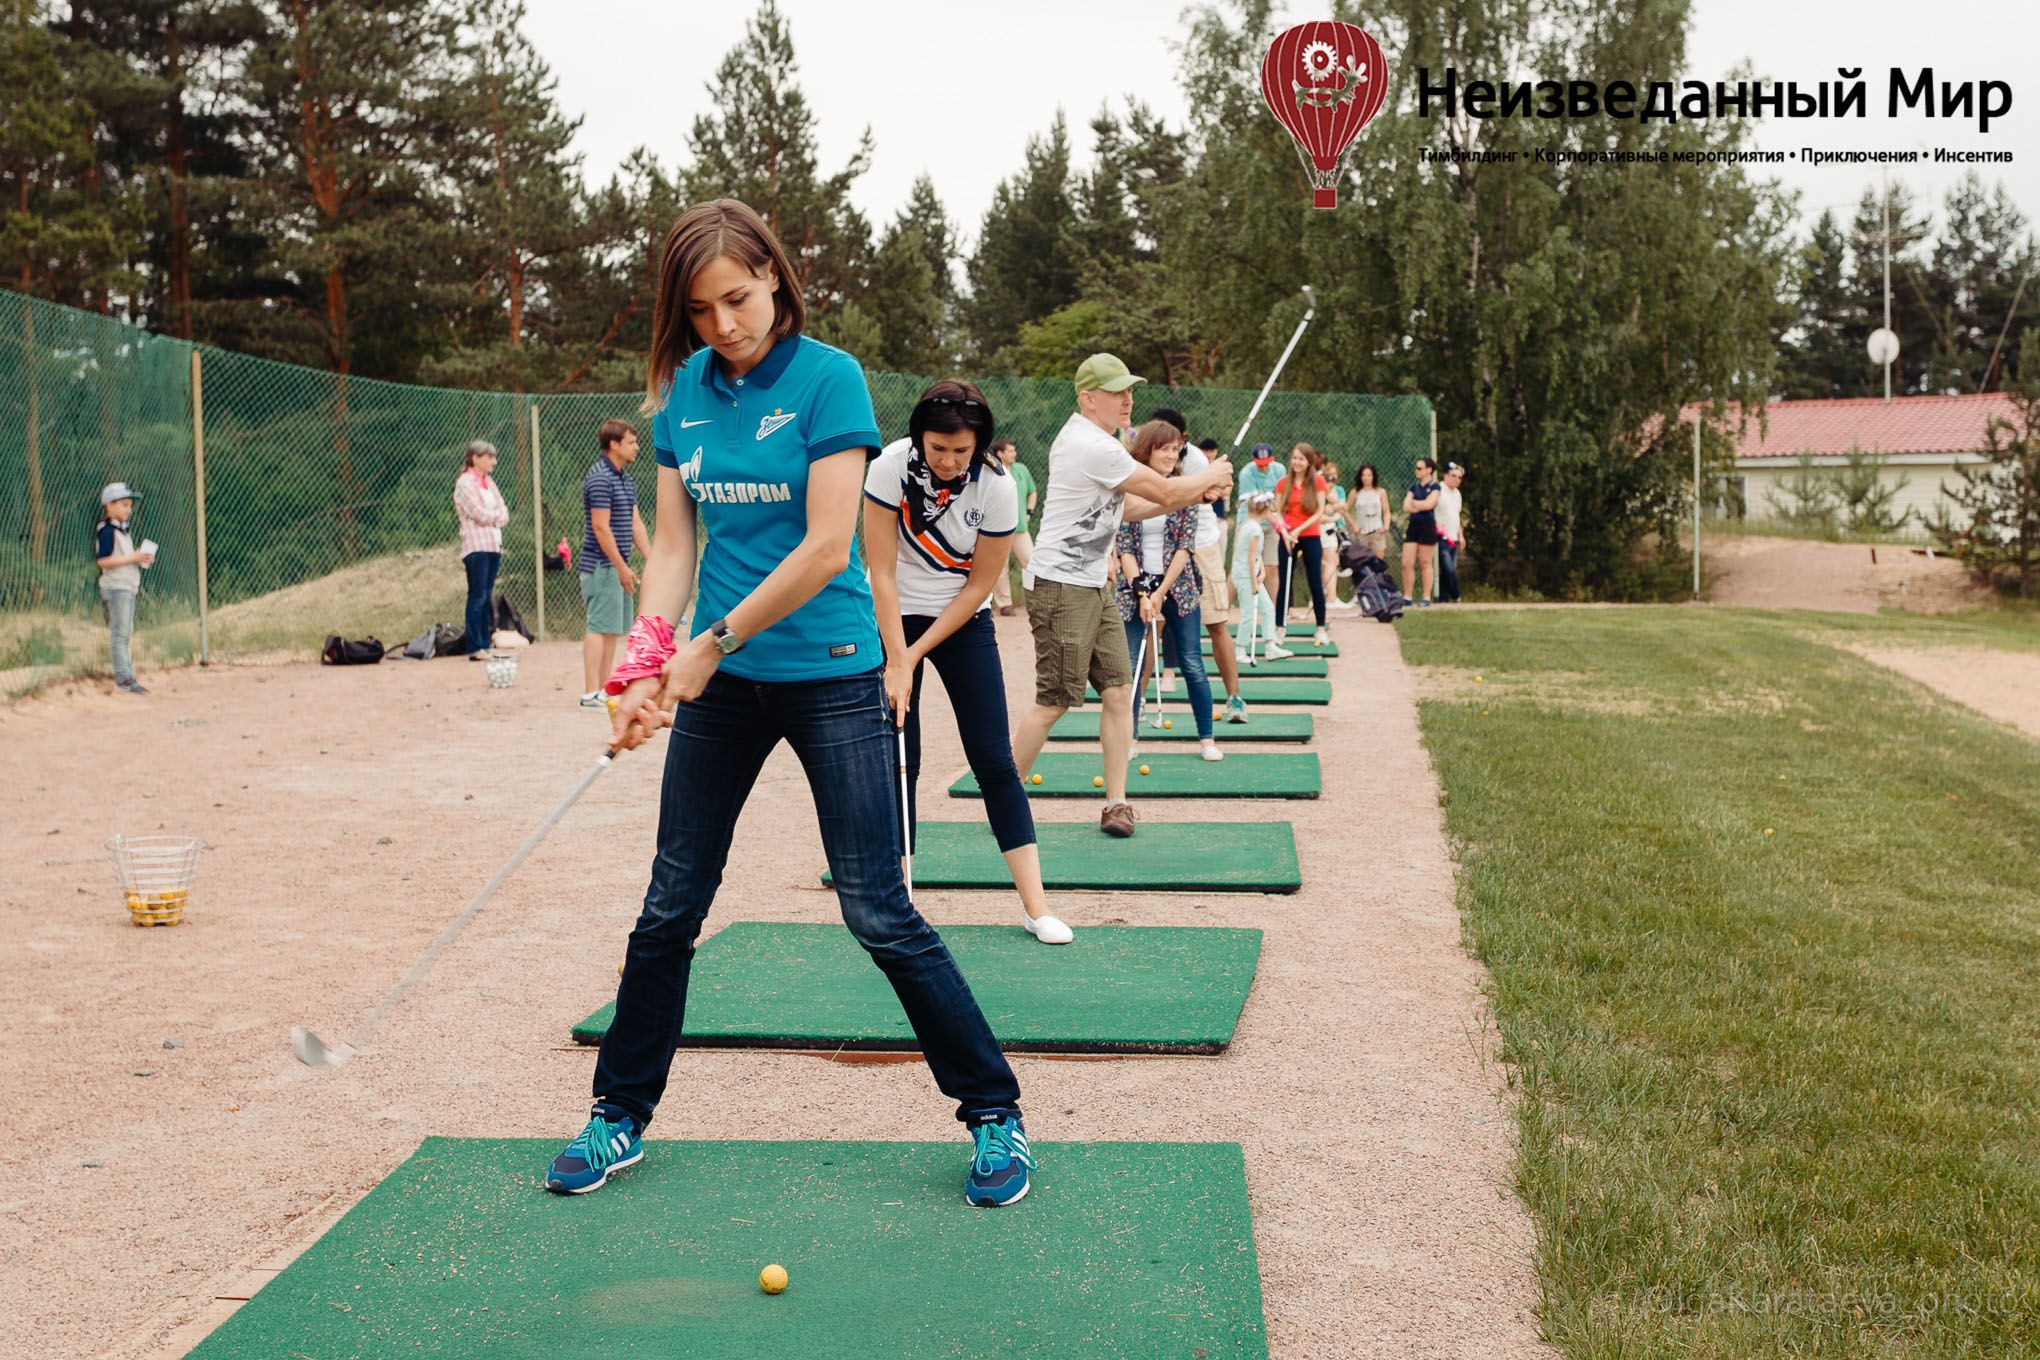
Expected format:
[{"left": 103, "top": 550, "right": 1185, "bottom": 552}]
[
  {"left": 484, "top": 651, "right": 520, "bottom": 689},
  {"left": 106, "top": 834, "right": 209, "bottom": 927}
]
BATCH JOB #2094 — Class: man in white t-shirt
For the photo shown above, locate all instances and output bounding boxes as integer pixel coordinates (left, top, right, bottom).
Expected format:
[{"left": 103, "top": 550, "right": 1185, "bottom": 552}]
[
  {"left": 1011, "top": 354, "right": 1232, "bottom": 839},
  {"left": 1436, "top": 462, "right": 1466, "bottom": 603}
]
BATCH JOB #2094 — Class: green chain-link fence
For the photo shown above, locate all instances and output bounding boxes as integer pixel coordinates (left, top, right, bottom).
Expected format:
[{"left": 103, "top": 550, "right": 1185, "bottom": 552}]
[{"left": 2, "top": 289, "right": 1433, "bottom": 693}]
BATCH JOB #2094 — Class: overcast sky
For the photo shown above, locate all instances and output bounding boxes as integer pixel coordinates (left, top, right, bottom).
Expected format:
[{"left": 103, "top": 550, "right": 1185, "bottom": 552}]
[{"left": 521, "top": 0, "right": 2035, "bottom": 250}]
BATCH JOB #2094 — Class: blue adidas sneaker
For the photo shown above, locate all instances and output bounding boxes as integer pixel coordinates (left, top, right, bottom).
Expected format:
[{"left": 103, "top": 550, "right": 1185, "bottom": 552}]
[
  {"left": 965, "top": 1113, "right": 1034, "bottom": 1207},
  {"left": 546, "top": 1111, "right": 643, "bottom": 1195}
]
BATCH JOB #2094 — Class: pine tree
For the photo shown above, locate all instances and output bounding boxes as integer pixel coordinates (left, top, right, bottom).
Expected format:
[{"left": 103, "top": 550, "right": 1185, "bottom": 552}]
[
  {"left": 1777, "top": 210, "right": 1870, "bottom": 398},
  {"left": 964, "top": 111, "right": 1079, "bottom": 363},
  {"left": 1924, "top": 174, "right": 2038, "bottom": 394},
  {"left": 1933, "top": 331, "right": 2040, "bottom": 596},
  {"left": 426, "top": 0, "right": 593, "bottom": 392},
  {"left": 683, "top": 0, "right": 873, "bottom": 331}
]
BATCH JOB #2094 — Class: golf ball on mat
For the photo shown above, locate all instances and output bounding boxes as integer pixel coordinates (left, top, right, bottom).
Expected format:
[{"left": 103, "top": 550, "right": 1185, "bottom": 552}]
[
  {"left": 1162, "top": 719, "right": 1173, "bottom": 729},
  {"left": 1030, "top": 773, "right": 1043, "bottom": 785},
  {"left": 760, "top": 1263, "right": 788, "bottom": 1294},
  {"left": 1139, "top": 765, "right": 1150, "bottom": 775},
  {"left": 1092, "top": 776, "right": 1105, "bottom": 788}
]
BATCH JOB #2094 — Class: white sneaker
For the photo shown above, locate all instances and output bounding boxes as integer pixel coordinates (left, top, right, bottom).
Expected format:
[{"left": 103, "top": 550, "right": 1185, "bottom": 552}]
[
  {"left": 1200, "top": 741, "right": 1224, "bottom": 762},
  {"left": 1314, "top": 628, "right": 1330, "bottom": 647},
  {"left": 1264, "top": 643, "right": 1295, "bottom": 660},
  {"left": 1024, "top": 912, "right": 1074, "bottom": 944}
]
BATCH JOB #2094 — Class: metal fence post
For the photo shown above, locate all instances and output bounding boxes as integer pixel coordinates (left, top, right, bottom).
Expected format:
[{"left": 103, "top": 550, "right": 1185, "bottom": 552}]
[
  {"left": 530, "top": 401, "right": 545, "bottom": 642},
  {"left": 191, "top": 348, "right": 211, "bottom": 665}
]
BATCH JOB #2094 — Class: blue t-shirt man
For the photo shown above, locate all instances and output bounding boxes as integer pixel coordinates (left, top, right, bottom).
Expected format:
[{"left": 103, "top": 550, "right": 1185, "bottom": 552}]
[{"left": 652, "top": 333, "right": 883, "bottom": 682}]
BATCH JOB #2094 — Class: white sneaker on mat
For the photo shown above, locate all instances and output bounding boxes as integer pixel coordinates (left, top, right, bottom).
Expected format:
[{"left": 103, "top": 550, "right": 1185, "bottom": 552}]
[
  {"left": 1200, "top": 741, "right": 1224, "bottom": 762},
  {"left": 1314, "top": 628, "right": 1330, "bottom": 647},
  {"left": 1024, "top": 912, "right": 1074, "bottom": 944},
  {"left": 1264, "top": 643, "right": 1295, "bottom": 660}
]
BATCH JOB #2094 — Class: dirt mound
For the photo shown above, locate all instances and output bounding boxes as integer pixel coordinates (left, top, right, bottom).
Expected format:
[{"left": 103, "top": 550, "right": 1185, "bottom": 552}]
[{"left": 1707, "top": 535, "right": 1987, "bottom": 614}]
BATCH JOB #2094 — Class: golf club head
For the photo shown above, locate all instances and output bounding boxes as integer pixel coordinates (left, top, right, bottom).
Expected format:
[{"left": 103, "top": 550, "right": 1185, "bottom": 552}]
[
  {"left": 291, "top": 1025, "right": 351, "bottom": 1067},
  {"left": 1301, "top": 284, "right": 1317, "bottom": 309}
]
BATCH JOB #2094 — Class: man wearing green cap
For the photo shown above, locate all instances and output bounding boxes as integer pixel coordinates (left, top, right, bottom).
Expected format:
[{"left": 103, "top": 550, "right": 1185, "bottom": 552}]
[{"left": 1010, "top": 354, "right": 1232, "bottom": 838}]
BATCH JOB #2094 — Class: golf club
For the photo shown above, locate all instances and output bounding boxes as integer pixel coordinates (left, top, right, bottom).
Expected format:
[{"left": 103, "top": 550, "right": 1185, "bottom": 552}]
[
  {"left": 292, "top": 748, "right": 617, "bottom": 1067},
  {"left": 1147, "top": 613, "right": 1165, "bottom": 728},
  {"left": 1230, "top": 285, "right": 1317, "bottom": 455},
  {"left": 896, "top": 720, "right": 914, "bottom": 897}
]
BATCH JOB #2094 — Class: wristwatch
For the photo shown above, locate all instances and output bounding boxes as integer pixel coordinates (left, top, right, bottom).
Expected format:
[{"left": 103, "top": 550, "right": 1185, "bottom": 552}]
[{"left": 709, "top": 618, "right": 745, "bottom": 655}]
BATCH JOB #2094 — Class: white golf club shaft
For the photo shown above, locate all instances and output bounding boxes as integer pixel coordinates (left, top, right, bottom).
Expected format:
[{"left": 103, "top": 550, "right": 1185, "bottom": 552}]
[
  {"left": 896, "top": 724, "right": 914, "bottom": 897},
  {"left": 297, "top": 748, "right": 615, "bottom": 1063},
  {"left": 1231, "top": 285, "right": 1317, "bottom": 453},
  {"left": 1148, "top": 615, "right": 1164, "bottom": 727}
]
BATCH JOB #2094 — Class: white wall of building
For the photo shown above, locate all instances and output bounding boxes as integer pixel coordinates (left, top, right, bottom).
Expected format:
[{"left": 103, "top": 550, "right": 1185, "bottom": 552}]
[{"left": 1730, "top": 455, "right": 1979, "bottom": 537}]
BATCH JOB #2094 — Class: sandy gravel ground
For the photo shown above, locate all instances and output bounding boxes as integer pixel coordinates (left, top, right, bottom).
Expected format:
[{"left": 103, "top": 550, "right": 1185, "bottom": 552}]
[
  {"left": 1705, "top": 535, "right": 1986, "bottom": 613},
  {"left": 1852, "top": 645, "right": 2040, "bottom": 741},
  {"left": 1, "top": 618, "right": 1548, "bottom": 1359}
]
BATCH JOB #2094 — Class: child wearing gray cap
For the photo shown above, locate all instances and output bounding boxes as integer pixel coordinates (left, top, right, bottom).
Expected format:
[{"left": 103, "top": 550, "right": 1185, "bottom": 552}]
[{"left": 94, "top": 481, "right": 155, "bottom": 694}]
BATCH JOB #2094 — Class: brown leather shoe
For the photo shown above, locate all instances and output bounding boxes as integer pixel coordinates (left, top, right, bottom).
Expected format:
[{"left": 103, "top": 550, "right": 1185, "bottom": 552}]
[{"left": 1100, "top": 801, "right": 1137, "bottom": 838}]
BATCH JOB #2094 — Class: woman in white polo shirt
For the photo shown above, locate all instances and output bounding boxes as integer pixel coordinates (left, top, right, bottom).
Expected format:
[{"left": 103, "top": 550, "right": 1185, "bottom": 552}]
[{"left": 865, "top": 381, "right": 1072, "bottom": 945}]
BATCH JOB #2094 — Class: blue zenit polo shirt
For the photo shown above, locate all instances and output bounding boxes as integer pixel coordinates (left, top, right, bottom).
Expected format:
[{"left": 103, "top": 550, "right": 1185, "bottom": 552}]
[{"left": 652, "top": 333, "right": 883, "bottom": 682}]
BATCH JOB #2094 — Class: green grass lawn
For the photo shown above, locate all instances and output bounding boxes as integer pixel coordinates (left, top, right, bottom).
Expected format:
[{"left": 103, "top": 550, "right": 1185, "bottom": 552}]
[{"left": 1402, "top": 607, "right": 2040, "bottom": 1357}]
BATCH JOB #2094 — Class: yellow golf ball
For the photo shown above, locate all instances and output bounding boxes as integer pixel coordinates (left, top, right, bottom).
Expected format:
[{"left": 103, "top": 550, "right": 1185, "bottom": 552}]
[
  {"left": 1764, "top": 827, "right": 1775, "bottom": 837},
  {"left": 1139, "top": 765, "right": 1151, "bottom": 776},
  {"left": 1092, "top": 776, "right": 1105, "bottom": 788},
  {"left": 1161, "top": 719, "right": 1173, "bottom": 730},
  {"left": 1474, "top": 675, "right": 1483, "bottom": 684},
  {"left": 1030, "top": 773, "right": 1043, "bottom": 785},
  {"left": 759, "top": 1264, "right": 788, "bottom": 1294},
  {"left": 606, "top": 696, "right": 618, "bottom": 714}
]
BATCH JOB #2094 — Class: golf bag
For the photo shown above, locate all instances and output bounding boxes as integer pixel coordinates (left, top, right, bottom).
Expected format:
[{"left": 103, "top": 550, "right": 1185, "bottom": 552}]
[
  {"left": 1340, "top": 543, "right": 1404, "bottom": 624},
  {"left": 492, "top": 594, "right": 534, "bottom": 642}
]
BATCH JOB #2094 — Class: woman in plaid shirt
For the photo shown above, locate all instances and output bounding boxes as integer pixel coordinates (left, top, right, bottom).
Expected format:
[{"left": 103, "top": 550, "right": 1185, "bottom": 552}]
[
  {"left": 1114, "top": 420, "right": 1223, "bottom": 762},
  {"left": 454, "top": 440, "right": 511, "bottom": 657}
]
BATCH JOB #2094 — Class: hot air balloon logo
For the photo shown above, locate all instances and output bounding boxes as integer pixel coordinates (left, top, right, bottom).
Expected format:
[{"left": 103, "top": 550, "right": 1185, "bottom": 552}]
[{"left": 1260, "top": 21, "right": 1388, "bottom": 208}]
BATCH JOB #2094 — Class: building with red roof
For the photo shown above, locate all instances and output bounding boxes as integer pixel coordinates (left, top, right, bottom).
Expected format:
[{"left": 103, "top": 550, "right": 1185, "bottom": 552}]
[{"left": 1690, "top": 393, "right": 2010, "bottom": 534}]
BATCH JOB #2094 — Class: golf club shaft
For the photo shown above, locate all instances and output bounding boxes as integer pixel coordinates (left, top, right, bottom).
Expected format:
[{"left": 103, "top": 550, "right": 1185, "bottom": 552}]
[
  {"left": 896, "top": 724, "right": 913, "bottom": 896},
  {"left": 1231, "top": 287, "right": 1317, "bottom": 452},
  {"left": 342, "top": 749, "right": 614, "bottom": 1051}
]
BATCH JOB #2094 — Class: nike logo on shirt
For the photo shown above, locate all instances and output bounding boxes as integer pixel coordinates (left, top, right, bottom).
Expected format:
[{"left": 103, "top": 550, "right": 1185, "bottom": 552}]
[{"left": 679, "top": 417, "right": 714, "bottom": 428}]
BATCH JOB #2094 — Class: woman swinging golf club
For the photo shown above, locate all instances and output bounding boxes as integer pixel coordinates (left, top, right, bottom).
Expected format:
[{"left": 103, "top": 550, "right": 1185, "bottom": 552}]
[
  {"left": 548, "top": 199, "right": 1033, "bottom": 1208},
  {"left": 864, "top": 380, "right": 1072, "bottom": 945}
]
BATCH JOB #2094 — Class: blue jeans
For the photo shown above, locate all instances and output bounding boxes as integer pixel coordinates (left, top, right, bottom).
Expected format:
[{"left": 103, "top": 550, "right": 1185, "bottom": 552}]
[
  {"left": 463, "top": 551, "right": 501, "bottom": 653},
  {"left": 1437, "top": 540, "right": 1461, "bottom": 602},
  {"left": 1277, "top": 535, "right": 1327, "bottom": 626},
  {"left": 901, "top": 612, "right": 1036, "bottom": 853},
  {"left": 101, "top": 587, "right": 136, "bottom": 684},
  {"left": 1124, "top": 598, "right": 1214, "bottom": 740},
  {"left": 591, "top": 665, "right": 1021, "bottom": 1130}
]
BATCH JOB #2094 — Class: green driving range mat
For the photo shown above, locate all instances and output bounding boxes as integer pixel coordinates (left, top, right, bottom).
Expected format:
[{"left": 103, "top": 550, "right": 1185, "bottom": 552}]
[
  {"left": 961, "top": 752, "right": 1320, "bottom": 799},
  {"left": 572, "top": 922, "right": 1263, "bottom": 1052},
  {"left": 1228, "top": 621, "right": 1320, "bottom": 639},
  {"left": 1049, "top": 710, "right": 1314, "bottom": 743},
  {"left": 1085, "top": 678, "right": 1331, "bottom": 705},
  {"left": 823, "top": 821, "right": 1300, "bottom": 892},
  {"left": 1205, "top": 636, "right": 1337, "bottom": 656},
  {"left": 186, "top": 1137, "right": 1268, "bottom": 1359}
]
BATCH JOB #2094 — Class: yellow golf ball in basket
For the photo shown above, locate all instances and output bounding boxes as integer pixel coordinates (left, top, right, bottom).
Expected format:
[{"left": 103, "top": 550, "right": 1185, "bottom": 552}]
[
  {"left": 1030, "top": 773, "right": 1043, "bottom": 785},
  {"left": 1162, "top": 719, "right": 1173, "bottom": 729},
  {"left": 1139, "top": 764, "right": 1151, "bottom": 776},
  {"left": 760, "top": 1263, "right": 788, "bottom": 1294},
  {"left": 1092, "top": 775, "right": 1105, "bottom": 788}
]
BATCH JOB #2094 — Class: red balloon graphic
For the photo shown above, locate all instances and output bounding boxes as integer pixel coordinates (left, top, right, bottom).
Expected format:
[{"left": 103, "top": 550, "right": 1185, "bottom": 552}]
[{"left": 1259, "top": 21, "right": 1388, "bottom": 208}]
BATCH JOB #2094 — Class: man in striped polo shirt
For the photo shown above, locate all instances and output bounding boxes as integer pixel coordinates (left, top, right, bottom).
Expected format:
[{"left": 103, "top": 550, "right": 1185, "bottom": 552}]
[{"left": 579, "top": 419, "right": 648, "bottom": 707}]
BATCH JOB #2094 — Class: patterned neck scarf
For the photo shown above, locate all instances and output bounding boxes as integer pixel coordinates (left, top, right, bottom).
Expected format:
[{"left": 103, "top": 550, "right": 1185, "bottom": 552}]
[{"left": 903, "top": 443, "right": 973, "bottom": 533}]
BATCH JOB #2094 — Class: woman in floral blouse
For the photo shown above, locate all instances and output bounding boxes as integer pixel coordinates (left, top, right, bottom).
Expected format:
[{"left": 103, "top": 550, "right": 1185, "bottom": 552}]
[{"left": 1115, "top": 419, "right": 1223, "bottom": 762}]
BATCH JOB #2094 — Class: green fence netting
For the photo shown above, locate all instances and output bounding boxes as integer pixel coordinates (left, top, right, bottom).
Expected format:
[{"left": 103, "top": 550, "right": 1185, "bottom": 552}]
[{"left": 1, "top": 289, "right": 1432, "bottom": 691}]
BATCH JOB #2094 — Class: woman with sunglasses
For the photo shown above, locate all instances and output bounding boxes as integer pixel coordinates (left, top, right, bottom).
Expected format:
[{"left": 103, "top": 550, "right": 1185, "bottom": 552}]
[
  {"left": 864, "top": 382, "right": 1071, "bottom": 946},
  {"left": 549, "top": 200, "right": 1033, "bottom": 1210}
]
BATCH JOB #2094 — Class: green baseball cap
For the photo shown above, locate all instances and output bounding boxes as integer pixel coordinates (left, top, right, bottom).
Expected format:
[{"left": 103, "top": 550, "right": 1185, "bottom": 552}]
[{"left": 1073, "top": 353, "right": 1146, "bottom": 394}]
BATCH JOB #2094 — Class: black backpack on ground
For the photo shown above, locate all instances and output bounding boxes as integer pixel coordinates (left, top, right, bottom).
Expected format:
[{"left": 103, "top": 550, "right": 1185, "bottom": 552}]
[
  {"left": 321, "top": 635, "right": 387, "bottom": 665},
  {"left": 492, "top": 594, "right": 534, "bottom": 642}
]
